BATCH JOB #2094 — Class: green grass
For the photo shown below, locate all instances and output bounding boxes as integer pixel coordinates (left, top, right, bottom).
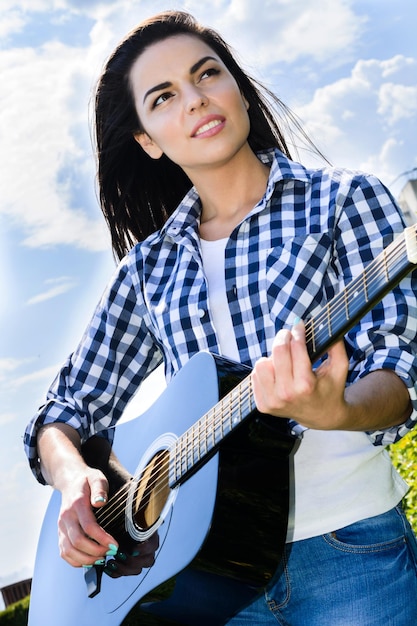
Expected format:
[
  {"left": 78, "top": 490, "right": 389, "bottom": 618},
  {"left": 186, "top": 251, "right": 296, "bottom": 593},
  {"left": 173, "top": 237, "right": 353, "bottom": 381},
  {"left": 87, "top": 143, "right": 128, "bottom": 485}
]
[
  {"left": 0, "top": 596, "right": 29, "bottom": 626},
  {"left": 389, "top": 427, "right": 417, "bottom": 533}
]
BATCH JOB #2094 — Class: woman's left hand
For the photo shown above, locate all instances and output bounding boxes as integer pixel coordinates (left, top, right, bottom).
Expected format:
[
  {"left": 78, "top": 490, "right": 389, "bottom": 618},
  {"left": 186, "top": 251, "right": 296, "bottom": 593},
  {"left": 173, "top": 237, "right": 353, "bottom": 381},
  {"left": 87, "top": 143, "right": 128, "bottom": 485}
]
[
  {"left": 252, "top": 319, "right": 350, "bottom": 430},
  {"left": 104, "top": 533, "right": 160, "bottom": 578}
]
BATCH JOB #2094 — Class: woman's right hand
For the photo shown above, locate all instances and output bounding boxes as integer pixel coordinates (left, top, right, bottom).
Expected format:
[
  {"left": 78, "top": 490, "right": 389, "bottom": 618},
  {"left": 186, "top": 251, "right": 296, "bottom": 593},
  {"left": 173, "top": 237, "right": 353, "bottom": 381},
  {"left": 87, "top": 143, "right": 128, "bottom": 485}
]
[
  {"left": 57, "top": 466, "right": 160, "bottom": 576},
  {"left": 57, "top": 465, "right": 120, "bottom": 567},
  {"left": 37, "top": 424, "right": 120, "bottom": 567}
]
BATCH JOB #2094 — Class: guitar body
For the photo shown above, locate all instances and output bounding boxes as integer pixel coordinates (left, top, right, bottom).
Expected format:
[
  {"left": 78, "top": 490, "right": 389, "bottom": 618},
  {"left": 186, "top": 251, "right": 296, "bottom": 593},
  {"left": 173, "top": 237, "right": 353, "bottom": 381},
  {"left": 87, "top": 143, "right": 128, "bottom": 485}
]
[{"left": 28, "top": 352, "right": 296, "bottom": 625}]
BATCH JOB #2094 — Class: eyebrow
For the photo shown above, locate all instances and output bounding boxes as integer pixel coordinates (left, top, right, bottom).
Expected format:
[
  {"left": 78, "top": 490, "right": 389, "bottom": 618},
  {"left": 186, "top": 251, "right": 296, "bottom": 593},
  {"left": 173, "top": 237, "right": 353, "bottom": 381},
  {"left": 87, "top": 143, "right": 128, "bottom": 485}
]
[{"left": 143, "top": 55, "right": 218, "bottom": 104}]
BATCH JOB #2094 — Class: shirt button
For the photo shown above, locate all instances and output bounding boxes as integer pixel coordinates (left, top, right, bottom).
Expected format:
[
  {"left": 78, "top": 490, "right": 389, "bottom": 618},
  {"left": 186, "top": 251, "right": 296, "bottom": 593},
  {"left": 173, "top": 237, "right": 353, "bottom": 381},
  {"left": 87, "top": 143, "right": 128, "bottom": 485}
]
[{"left": 198, "top": 308, "right": 206, "bottom": 318}]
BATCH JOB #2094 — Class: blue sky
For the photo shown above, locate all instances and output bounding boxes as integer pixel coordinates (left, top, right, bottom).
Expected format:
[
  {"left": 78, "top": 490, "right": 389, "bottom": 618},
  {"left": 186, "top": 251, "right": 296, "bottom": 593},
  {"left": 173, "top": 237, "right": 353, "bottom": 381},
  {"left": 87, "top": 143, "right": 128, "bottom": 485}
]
[{"left": 0, "top": 0, "right": 416, "bottom": 604}]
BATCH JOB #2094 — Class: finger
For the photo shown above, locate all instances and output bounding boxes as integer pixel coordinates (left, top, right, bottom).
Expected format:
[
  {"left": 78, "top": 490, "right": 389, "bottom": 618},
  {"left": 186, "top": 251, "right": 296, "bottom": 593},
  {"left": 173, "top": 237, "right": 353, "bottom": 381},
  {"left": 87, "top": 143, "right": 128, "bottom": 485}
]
[
  {"left": 104, "top": 553, "right": 156, "bottom": 578},
  {"left": 60, "top": 506, "right": 118, "bottom": 566},
  {"left": 316, "top": 340, "right": 349, "bottom": 381},
  {"left": 289, "top": 319, "right": 316, "bottom": 391},
  {"left": 251, "top": 357, "right": 276, "bottom": 413},
  {"left": 89, "top": 474, "right": 110, "bottom": 509},
  {"left": 255, "top": 330, "right": 293, "bottom": 398},
  {"left": 269, "top": 328, "right": 299, "bottom": 399},
  {"left": 103, "top": 533, "right": 160, "bottom": 578},
  {"left": 270, "top": 328, "right": 293, "bottom": 377},
  {"left": 59, "top": 527, "right": 104, "bottom": 567}
]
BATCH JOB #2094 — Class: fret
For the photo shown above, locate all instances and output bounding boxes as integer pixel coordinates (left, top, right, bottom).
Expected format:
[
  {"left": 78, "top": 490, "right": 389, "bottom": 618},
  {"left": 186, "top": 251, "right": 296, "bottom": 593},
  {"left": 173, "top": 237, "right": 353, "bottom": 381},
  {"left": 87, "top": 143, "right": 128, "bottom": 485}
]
[
  {"left": 228, "top": 392, "right": 233, "bottom": 436},
  {"left": 383, "top": 247, "right": 389, "bottom": 283},
  {"left": 405, "top": 225, "right": 417, "bottom": 263},
  {"left": 220, "top": 397, "right": 225, "bottom": 440},
  {"left": 181, "top": 435, "right": 188, "bottom": 475},
  {"left": 207, "top": 412, "right": 212, "bottom": 451},
  {"left": 363, "top": 267, "right": 368, "bottom": 303},
  {"left": 213, "top": 406, "right": 222, "bottom": 446},
  {"left": 201, "top": 416, "right": 208, "bottom": 457},
  {"left": 186, "top": 427, "right": 192, "bottom": 471},
  {"left": 344, "top": 287, "right": 349, "bottom": 319},
  {"left": 326, "top": 299, "right": 332, "bottom": 339},
  {"left": 192, "top": 422, "right": 200, "bottom": 465},
  {"left": 310, "top": 317, "right": 316, "bottom": 354},
  {"left": 230, "top": 387, "right": 241, "bottom": 429}
]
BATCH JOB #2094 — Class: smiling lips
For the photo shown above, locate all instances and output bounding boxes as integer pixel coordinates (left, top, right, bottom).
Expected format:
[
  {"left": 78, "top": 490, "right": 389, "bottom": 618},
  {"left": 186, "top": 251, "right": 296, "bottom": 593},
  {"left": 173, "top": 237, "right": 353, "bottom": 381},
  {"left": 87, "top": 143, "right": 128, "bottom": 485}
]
[{"left": 192, "top": 116, "right": 225, "bottom": 137}]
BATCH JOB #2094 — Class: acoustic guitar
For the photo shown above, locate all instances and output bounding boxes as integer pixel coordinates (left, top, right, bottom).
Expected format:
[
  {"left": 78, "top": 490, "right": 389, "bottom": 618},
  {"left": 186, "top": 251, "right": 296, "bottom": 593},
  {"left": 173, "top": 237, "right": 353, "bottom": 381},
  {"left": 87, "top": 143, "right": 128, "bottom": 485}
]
[{"left": 28, "top": 225, "right": 417, "bottom": 625}]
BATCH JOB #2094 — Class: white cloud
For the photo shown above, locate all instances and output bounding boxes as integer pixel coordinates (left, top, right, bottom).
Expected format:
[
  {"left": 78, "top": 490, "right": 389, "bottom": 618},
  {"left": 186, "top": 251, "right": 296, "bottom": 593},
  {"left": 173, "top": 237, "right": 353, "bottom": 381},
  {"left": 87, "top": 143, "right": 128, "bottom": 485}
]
[
  {"left": 0, "top": 356, "right": 57, "bottom": 392},
  {"left": 0, "top": 0, "right": 414, "bottom": 253},
  {"left": 0, "top": 357, "right": 32, "bottom": 380},
  {"left": 0, "top": 9, "right": 27, "bottom": 38},
  {"left": 3, "top": 363, "right": 59, "bottom": 392},
  {"left": 0, "top": 359, "right": 57, "bottom": 429},
  {"left": 26, "top": 276, "right": 77, "bottom": 305},
  {"left": 0, "top": 40, "right": 109, "bottom": 251},
  {"left": 0, "top": 1, "right": 71, "bottom": 40},
  {"left": 205, "top": 0, "right": 366, "bottom": 69},
  {"left": 378, "top": 83, "right": 417, "bottom": 125},
  {"left": 0, "top": 454, "right": 51, "bottom": 588},
  {"left": 294, "top": 55, "right": 417, "bottom": 186},
  {"left": 0, "top": 357, "right": 21, "bottom": 374},
  {"left": 0, "top": 412, "right": 16, "bottom": 426}
]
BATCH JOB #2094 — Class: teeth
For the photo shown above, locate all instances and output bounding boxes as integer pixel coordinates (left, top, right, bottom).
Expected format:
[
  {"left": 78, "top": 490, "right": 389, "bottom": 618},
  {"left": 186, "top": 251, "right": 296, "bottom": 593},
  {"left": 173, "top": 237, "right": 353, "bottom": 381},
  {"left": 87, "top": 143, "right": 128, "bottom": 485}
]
[{"left": 195, "top": 120, "right": 221, "bottom": 136}]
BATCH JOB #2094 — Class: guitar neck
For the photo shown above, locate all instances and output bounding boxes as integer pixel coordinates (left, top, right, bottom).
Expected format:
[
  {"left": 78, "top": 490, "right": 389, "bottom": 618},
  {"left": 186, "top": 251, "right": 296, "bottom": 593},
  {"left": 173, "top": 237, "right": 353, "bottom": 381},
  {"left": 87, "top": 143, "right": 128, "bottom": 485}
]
[
  {"left": 170, "top": 225, "right": 417, "bottom": 486},
  {"left": 305, "top": 224, "right": 417, "bottom": 360}
]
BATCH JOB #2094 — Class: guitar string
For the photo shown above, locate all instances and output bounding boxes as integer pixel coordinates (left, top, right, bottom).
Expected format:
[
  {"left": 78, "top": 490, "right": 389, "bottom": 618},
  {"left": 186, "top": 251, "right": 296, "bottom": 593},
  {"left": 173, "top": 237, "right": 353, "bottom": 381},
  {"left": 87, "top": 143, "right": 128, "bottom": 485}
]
[
  {"left": 95, "top": 385, "right": 252, "bottom": 531},
  {"left": 304, "top": 238, "right": 406, "bottom": 351},
  {"left": 96, "top": 235, "right": 411, "bottom": 532}
]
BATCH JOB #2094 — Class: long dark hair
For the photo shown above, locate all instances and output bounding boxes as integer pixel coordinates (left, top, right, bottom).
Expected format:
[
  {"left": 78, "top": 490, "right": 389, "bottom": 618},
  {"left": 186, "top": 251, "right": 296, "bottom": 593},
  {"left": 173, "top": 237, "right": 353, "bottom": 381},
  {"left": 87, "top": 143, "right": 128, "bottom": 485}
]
[{"left": 95, "top": 10, "right": 319, "bottom": 260}]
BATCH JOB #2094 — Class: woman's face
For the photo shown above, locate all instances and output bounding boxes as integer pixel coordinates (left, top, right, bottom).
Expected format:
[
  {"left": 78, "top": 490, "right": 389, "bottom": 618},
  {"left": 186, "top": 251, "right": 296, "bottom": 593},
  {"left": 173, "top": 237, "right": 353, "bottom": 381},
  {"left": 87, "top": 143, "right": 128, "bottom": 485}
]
[{"left": 129, "top": 34, "right": 250, "bottom": 177}]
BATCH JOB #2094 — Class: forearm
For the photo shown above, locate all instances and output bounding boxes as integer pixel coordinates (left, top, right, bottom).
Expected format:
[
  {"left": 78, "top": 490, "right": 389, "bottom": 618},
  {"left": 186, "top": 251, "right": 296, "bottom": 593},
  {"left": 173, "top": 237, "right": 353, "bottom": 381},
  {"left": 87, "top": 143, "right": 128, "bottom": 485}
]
[
  {"left": 37, "top": 423, "right": 131, "bottom": 494},
  {"left": 37, "top": 423, "right": 88, "bottom": 491},
  {"left": 342, "top": 369, "right": 411, "bottom": 432}
]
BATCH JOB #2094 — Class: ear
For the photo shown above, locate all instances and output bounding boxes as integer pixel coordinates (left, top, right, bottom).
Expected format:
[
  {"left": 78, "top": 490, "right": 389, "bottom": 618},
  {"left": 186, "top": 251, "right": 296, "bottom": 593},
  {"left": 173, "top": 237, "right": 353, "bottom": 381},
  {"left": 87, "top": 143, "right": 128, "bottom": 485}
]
[{"left": 133, "top": 132, "right": 163, "bottom": 159}]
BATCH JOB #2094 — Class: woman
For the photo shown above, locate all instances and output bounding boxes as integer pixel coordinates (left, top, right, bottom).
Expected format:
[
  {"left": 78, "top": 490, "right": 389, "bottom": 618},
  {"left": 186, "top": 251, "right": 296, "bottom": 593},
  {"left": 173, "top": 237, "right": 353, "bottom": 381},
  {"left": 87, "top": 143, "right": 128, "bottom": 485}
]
[{"left": 24, "top": 10, "right": 417, "bottom": 624}]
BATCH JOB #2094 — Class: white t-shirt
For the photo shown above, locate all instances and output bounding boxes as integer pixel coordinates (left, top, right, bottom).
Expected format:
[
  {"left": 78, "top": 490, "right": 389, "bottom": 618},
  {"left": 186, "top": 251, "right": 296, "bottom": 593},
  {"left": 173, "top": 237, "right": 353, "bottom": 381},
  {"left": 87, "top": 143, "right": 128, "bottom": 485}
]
[{"left": 200, "top": 237, "right": 408, "bottom": 541}]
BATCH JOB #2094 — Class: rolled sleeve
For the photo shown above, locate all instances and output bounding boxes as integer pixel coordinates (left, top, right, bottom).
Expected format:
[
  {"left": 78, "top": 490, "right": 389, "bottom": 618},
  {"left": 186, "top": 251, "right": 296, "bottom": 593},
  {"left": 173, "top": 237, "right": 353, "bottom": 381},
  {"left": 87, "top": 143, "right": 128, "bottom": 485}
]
[
  {"left": 336, "top": 173, "right": 417, "bottom": 445},
  {"left": 357, "top": 340, "right": 417, "bottom": 445},
  {"left": 24, "top": 255, "right": 162, "bottom": 483}
]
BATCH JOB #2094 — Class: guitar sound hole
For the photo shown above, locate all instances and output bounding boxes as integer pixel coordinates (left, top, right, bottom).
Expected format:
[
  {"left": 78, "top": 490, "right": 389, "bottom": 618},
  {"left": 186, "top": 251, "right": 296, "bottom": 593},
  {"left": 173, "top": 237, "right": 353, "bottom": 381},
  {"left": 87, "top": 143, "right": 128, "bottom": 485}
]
[{"left": 133, "top": 450, "right": 170, "bottom": 531}]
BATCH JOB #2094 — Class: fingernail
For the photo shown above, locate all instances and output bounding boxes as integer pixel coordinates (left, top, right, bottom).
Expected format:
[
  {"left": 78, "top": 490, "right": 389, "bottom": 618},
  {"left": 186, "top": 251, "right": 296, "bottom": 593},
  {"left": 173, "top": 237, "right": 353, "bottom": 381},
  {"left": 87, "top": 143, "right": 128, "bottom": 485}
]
[
  {"left": 93, "top": 495, "right": 107, "bottom": 504},
  {"left": 82, "top": 564, "right": 93, "bottom": 569},
  {"left": 106, "top": 543, "right": 118, "bottom": 556},
  {"left": 293, "top": 316, "right": 301, "bottom": 326},
  {"left": 94, "top": 558, "right": 106, "bottom": 566}
]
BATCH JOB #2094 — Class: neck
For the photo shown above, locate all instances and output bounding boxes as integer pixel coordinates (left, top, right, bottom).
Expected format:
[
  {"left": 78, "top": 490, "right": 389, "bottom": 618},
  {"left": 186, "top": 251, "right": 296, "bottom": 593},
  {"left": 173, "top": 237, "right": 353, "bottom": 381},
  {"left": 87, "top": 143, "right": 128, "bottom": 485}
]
[{"left": 185, "top": 145, "right": 270, "bottom": 241}]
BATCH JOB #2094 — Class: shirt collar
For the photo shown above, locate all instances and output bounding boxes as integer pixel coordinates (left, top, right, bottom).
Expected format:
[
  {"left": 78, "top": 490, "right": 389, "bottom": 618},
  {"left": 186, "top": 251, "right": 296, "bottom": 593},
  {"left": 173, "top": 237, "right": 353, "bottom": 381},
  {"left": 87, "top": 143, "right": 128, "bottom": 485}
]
[{"left": 162, "top": 148, "right": 311, "bottom": 239}]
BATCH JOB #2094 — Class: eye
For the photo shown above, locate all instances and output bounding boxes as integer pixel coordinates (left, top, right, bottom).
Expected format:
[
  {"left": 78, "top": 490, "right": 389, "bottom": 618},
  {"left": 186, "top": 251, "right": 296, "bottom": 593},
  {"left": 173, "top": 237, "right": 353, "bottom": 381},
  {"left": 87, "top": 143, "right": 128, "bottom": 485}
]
[
  {"left": 152, "top": 92, "right": 173, "bottom": 108},
  {"left": 199, "top": 67, "right": 220, "bottom": 81}
]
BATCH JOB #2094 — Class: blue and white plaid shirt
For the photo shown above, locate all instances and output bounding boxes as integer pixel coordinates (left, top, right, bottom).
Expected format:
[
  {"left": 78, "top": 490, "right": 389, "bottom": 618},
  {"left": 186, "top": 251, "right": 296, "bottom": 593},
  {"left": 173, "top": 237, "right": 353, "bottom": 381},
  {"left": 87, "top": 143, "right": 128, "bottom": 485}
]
[{"left": 25, "top": 149, "right": 417, "bottom": 483}]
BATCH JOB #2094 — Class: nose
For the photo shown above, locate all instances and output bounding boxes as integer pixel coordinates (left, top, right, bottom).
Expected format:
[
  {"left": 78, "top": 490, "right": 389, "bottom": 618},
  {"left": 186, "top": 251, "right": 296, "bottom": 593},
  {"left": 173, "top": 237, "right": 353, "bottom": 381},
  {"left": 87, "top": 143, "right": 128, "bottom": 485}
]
[{"left": 185, "top": 86, "right": 208, "bottom": 113}]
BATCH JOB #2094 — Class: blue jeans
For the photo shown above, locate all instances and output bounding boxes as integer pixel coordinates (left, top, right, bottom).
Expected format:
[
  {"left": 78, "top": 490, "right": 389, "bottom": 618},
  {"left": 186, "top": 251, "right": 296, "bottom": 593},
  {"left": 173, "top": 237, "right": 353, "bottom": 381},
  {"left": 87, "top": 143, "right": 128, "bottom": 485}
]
[{"left": 226, "top": 506, "right": 417, "bottom": 625}]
